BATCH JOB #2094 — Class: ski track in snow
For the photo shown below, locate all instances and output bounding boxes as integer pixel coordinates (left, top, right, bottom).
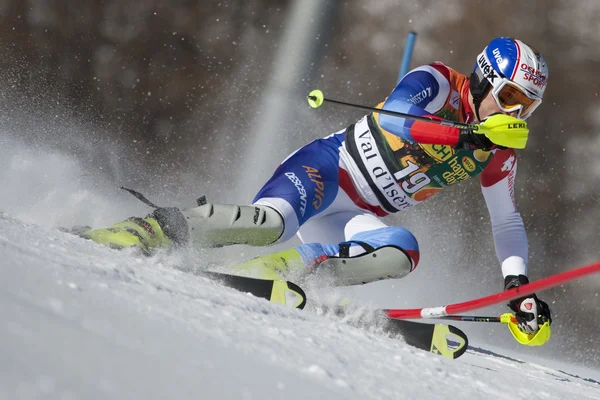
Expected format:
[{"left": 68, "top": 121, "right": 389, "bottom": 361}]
[{"left": 1, "top": 212, "right": 599, "bottom": 400}]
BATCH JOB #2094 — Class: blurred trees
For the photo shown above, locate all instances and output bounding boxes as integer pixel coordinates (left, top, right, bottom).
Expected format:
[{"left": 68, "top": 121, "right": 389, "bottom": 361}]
[{"left": 0, "top": 0, "right": 288, "bottom": 168}]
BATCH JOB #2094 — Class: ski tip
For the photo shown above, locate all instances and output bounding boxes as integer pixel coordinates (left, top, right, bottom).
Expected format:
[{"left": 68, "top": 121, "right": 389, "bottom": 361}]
[
  {"left": 431, "top": 324, "right": 469, "bottom": 359},
  {"left": 286, "top": 281, "right": 307, "bottom": 310},
  {"left": 270, "top": 280, "right": 307, "bottom": 310},
  {"left": 385, "top": 318, "right": 469, "bottom": 360},
  {"left": 204, "top": 271, "right": 308, "bottom": 310}
]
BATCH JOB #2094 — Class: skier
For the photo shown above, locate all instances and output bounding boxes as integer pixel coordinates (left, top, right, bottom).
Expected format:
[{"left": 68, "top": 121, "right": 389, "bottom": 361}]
[{"left": 77, "top": 37, "right": 551, "bottom": 335}]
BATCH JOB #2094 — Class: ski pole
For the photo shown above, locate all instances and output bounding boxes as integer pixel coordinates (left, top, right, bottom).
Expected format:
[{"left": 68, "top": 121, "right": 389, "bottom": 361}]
[
  {"left": 307, "top": 89, "right": 473, "bottom": 130},
  {"left": 437, "top": 314, "right": 515, "bottom": 323}
]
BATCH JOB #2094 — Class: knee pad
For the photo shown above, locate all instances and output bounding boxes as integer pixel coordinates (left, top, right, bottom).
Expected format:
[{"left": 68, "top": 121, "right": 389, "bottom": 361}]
[
  {"left": 316, "top": 242, "right": 413, "bottom": 286},
  {"left": 181, "top": 203, "right": 285, "bottom": 247}
]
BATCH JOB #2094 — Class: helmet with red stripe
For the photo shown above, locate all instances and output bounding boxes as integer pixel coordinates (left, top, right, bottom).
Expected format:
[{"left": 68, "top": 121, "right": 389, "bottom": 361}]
[{"left": 470, "top": 37, "right": 548, "bottom": 121}]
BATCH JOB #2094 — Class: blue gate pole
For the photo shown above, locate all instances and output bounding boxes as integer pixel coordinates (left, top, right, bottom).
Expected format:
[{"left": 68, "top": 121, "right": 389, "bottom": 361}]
[{"left": 398, "top": 31, "right": 417, "bottom": 83}]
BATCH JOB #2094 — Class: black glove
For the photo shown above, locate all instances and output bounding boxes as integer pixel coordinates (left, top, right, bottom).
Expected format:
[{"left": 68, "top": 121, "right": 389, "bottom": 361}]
[
  {"left": 456, "top": 113, "right": 511, "bottom": 151},
  {"left": 456, "top": 127, "right": 496, "bottom": 150},
  {"left": 504, "top": 275, "right": 552, "bottom": 333}
]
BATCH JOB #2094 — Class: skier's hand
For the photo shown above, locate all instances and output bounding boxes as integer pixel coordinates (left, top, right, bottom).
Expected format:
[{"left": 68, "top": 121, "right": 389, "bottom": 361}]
[
  {"left": 504, "top": 275, "right": 552, "bottom": 333},
  {"left": 509, "top": 294, "right": 552, "bottom": 334},
  {"left": 457, "top": 126, "right": 496, "bottom": 150},
  {"left": 457, "top": 114, "right": 529, "bottom": 151}
]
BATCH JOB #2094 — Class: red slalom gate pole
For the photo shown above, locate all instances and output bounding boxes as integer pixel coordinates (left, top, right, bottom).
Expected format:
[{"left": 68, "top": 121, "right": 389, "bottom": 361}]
[{"left": 385, "top": 260, "right": 600, "bottom": 320}]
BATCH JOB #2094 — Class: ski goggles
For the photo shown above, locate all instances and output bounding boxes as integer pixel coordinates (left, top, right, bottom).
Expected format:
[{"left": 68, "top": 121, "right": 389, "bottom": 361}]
[{"left": 490, "top": 79, "right": 542, "bottom": 120}]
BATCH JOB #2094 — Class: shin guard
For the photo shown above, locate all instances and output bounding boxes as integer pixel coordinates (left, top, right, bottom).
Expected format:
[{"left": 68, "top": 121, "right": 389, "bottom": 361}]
[
  {"left": 182, "top": 203, "right": 284, "bottom": 248},
  {"left": 317, "top": 245, "right": 412, "bottom": 286}
]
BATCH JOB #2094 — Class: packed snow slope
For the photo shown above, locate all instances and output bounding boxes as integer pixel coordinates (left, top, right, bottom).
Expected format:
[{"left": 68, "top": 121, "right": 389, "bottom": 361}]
[{"left": 1, "top": 213, "right": 599, "bottom": 400}]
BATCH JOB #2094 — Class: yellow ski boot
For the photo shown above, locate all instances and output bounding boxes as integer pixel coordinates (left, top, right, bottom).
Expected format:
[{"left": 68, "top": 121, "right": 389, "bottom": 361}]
[
  {"left": 72, "top": 216, "right": 173, "bottom": 254},
  {"left": 231, "top": 248, "right": 307, "bottom": 281}
]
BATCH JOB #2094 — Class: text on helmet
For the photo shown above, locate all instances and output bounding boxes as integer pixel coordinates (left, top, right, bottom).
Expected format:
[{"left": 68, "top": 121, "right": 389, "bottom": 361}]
[
  {"left": 519, "top": 63, "right": 547, "bottom": 88},
  {"left": 492, "top": 48, "right": 503, "bottom": 65},
  {"left": 478, "top": 54, "right": 499, "bottom": 83}
]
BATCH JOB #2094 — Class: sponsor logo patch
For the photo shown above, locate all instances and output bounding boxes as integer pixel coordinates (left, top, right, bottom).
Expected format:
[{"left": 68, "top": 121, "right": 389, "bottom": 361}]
[
  {"left": 478, "top": 53, "right": 499, "bottom": 83},
  {"left": 441, "top": 156, "right": 470, "bottom": 185},
  {"left": 302, "top": 165, "right": 325, "bottom": 211},
  {"left": 462, "top": 156, "right": 476, "bottom": 173},
  {"left": 421, "top": 144, "right": 454, "bottom": 163},
  {"left": 354, "top": 117, "right": 414, "bottom": 211},
  {"left": 285, "top": 172, "right": 307, "bottom": 216}
]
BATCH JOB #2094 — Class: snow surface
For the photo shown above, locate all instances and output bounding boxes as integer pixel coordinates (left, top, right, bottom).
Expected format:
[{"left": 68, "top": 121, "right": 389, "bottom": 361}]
[{"left": 1, "top": 213, "right": 599, "bottom": 400}]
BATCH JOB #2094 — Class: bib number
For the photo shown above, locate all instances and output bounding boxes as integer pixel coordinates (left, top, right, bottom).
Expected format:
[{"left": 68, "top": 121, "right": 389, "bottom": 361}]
[{"left": 394, "top": 160, "right": 431, "bottom": 194}]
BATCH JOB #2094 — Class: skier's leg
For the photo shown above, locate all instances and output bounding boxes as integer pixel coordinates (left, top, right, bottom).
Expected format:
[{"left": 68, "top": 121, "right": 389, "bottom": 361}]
[
  {"left": 232, "top": 189, "right": 420, "bottom": 285},
  {"left": 75, "top": 133, "right": 344, "bottom": 253},
  {"left": 180, "top": 202, "right": 285, "bottom": 248},
  {"left": 314, "top": 224, "right": 420, "bottom": 286},
  {"left": 299, "top": 210, "right": 419, "bottom": 286},
  {"left": 231, "top": 217, "right": 418, "bottom": 285},
  {"left": 183, "top": 133, "right": 344, "bottom": 248},
  {"left": 70, "top": 204, "right": 280, "bottom": 253}
]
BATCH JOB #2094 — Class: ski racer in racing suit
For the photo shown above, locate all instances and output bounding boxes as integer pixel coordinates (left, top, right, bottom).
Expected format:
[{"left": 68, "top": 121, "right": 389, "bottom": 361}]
[{"left": 76, "top": 37, "right": 552, "bottom": 335}]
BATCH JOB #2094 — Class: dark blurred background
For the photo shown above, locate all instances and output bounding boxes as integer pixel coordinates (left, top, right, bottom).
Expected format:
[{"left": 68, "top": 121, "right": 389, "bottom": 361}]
[{"left": 1, "top": 1, "right": 599, "bottom": 368}]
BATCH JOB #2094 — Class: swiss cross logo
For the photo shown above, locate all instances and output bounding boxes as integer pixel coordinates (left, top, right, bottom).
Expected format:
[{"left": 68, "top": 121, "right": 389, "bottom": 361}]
[{"left": 501, "top": 154, "right": 515, "bottom": 172}]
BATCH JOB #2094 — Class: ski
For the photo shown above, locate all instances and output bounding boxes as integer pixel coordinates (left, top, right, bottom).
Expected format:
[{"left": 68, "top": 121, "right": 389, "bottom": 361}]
[
  {"left": 60, "top": 227, "right": 308, "bottom": 309},
  {"left": 204, "top": 271, "right": 307, "bottom": 310},
  {"left": 316, "top": 307, "right": 468, "bottom": 359},
  {"left": 380, "top": 315, "right": 468, "bottom": 359}
]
